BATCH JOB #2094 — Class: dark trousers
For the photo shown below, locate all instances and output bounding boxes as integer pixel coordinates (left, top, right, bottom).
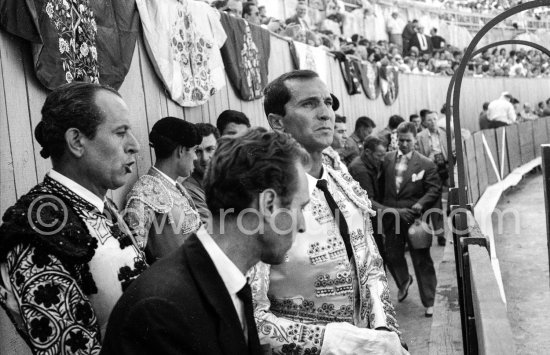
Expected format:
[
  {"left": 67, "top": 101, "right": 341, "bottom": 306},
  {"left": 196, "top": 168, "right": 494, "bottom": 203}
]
[
  {"left": 488, "top": 120, "right": 508, "bottom": 129},
  {"left": 384, "top": 217, "right": 437, "bottom": 307}
]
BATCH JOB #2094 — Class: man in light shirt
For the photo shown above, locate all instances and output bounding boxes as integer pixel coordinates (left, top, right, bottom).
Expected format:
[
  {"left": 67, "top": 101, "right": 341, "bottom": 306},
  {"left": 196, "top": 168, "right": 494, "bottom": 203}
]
[
  {"left": 487, "top": 91, "right": 517, "bottom": 128},
  {"left": 101, "top": 129, "right": 311, "bottom": 355}
]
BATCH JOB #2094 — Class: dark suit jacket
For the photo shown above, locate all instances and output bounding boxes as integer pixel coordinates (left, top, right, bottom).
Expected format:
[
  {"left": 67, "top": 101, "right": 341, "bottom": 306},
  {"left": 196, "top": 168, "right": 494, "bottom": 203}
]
[
  {"left": 408, "top": 33, "right": 433, "bottom": 55},
  {"left": 100, "top": 234, "right": 261, "bottom": 355},
  {"left": 348, "top": 153, "right": 384, "bottom": 211},
  {"left": 381, "top": 150, "right": 441, "bottom": 211},
  {"left": 285, "top": 14, "right": 308, "bottom": 29}
]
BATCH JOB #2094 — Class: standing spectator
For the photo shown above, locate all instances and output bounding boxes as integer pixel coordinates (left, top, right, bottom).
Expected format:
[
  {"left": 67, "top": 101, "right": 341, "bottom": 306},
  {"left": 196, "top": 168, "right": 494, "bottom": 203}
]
[
  {"left": 386, "top": 10, "right": 406, "bottom": 50},
  {"left": 409, "top": 26, "right": 433, "bottom": 56},
  {"left": 381, "top": 122, "right": 441, "bottom": 318},
  {"left": 429, "top": 28, "right": 446, "bottom": 52},
  {"left": 416, "top": 111, "right": 448, "bottom": 246},
  {"left": 243, "top": 1, "right": 261, "bottom": 25},
  {"left": 216, "top": 110, "right": 251, "bottom": 136},
  {"left": 378, "top": 114, "right": 405, "bottom": 151},
  {"left": 343, "top": 116, "right": 376, "bottom": 165},
  {"left": 410, "top": 113, "right": 422, "bottom": 133},
  {"left": 401, "top": 19, "right": 418, "bottom": 56},
  {"left": 479, "top": 102, "right": 490, "bottom": 130},
  {"left": 226, "top": 0, "right": 243, "bottom": 17},
  {"left": 487, "top": 92, "right": 516, "bottom": 128},
  {"left": 183, "top": 123, "right": 220, "bottom": 225},
  {"left": 285, "top": 3, "right": 311, "bottom": 30},
  {"left": 348, "top": 136, "right": 390, "bottom": 265}
]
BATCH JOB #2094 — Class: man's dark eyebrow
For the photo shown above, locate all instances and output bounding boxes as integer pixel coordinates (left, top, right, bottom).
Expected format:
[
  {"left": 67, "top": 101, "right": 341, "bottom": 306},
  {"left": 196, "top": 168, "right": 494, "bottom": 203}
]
[{"left": 114, "top": 124, "right": 130, "bottom": 131}]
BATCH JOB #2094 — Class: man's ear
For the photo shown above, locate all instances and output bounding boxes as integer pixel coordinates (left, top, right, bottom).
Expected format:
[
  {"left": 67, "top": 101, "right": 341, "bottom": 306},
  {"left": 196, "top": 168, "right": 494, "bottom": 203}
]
[
  {"left": 65, "top": 128, "right": 85, "bottom": 158},
  {"left": 267, "top": 113, "right": 285, "bottom": 133},
  {"left": 258, "top": 188, "right": 277, "bottom": 219}
]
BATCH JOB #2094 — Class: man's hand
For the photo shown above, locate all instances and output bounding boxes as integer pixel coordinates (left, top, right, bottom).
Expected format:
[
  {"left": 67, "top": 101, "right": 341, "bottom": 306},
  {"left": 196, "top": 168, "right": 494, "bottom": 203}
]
[
  {"left": 411, "top": 203, "right": 423, "bottom": 216},
  {"left": 397, "top": 208, "right": 415, "bottom": 224}
]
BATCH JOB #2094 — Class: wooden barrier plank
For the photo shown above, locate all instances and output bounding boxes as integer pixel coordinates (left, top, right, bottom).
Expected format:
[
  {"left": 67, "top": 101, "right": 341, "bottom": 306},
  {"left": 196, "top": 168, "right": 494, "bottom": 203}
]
[
  {"left": 473, "top": 132, "right": 489, "bottom": 198},
  {"left": 483, "top": 129, "right": 499, "bottom": 184},
  {"left": 533, "top": 118, "right": 547, "bottom": 158},
  {"left": 183, "top": 106, "right": 204, "bottom": 124},
  {"left": 464, "top": 137, "right": 479, "bottom": 204},
  {"left": 519, "top": 121, "right": 535, "bottom": 165},
  {"left": 0, "top": 38, "right": 16, "bottom": 217},
  {"left": 495, "top": 127, "right": 510, "bottom": 179},
  {"left": 506, "top": 124, "right": 521, "bottom": 171},
  {"left": 469, "top": 245, "right": 515, "bottom": 355},
  {"left": 0, "top": 32, "right": 38, "bottom": 196}
]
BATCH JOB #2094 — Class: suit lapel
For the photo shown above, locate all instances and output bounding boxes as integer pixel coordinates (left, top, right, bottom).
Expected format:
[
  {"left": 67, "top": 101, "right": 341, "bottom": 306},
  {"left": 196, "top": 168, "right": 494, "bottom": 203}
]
[
  {"left": 387, "top": 152, "right": 398, "bottom": 195},
  {"left": 183, "top": 234, "right": 249, "bottom": 355},
  {"left": 399, "top": 152, "right": 421, "bottom": 194}
]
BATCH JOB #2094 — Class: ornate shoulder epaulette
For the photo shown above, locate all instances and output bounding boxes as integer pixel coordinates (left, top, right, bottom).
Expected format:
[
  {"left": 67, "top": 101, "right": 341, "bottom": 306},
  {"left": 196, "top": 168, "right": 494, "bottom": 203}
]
[
  {"left": 0, "top": 186, "right": 98, "bottom": 266},
  {"left": 326, "top": 165, "right": 375, "bottom": 217},
  {"left": 125, "top": 175, "right": 174, "bottom": 214}
]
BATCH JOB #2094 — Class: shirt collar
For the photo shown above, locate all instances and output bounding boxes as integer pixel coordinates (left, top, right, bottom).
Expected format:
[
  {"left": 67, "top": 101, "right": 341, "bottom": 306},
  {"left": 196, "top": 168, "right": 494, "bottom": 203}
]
[
  {"left": 427, "top": 128, "right": 440, "bottom": 137},
  {"left": 306, "top": 166, "right": 329, "bottom": 196},
  {"left": 196, "top": 226, "right": 246, "bottom": 295},
  {"left": 152, "top": 167, "right": 177, "bottom": 186},
  {"left": 397, "top": 150, "right": 413, "bottom": 160},
  {"left": 48, "top": 169, "right": 105, "bottom": 213}
]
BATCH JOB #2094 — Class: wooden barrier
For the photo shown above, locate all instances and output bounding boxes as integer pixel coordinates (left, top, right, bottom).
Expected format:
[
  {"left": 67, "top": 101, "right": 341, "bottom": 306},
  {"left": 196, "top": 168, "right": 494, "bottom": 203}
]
[
  {"left": 473, "top": 132, "right": 490, "bottom": 197},
  {"left": 519, "top": 121, "right": 535, "bottom": 165},
  {"left": 506, "top": 124, "right": 522, "bottom": 171},
  {"left": 469, "top": 245, "right": 515, "bottom": 355},
  {"left": 495, "top": 127, "right": 510, "bottom": 179}
]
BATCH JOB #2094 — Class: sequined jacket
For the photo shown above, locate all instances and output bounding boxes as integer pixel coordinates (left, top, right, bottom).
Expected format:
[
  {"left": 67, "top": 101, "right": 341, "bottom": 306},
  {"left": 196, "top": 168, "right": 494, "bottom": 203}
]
[
  {"left": 250, "top": 164, "right": 399, "bottom": 354},
  {"left": 124, "top": 168, "right": 201, "bottom": 263}
]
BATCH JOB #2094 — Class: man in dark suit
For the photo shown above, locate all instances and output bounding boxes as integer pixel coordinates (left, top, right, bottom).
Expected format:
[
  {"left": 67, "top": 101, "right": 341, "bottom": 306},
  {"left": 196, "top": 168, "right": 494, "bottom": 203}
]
[
  {"left": 408, "top": 26, "right": 433, "bottom": 56},
  {"left": 380, "top": 122, "right": 441, "bottom": 318},
  {"left": 100, "top": 130, "right": 311, "bottom": 355},
  {"left": 285, "top": 2, "right": 310, "bottom": 30}
]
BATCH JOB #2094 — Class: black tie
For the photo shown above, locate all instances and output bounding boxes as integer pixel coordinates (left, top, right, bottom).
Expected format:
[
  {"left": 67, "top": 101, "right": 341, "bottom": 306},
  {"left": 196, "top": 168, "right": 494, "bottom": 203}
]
[
  {"left": 237, "top": 283, "right": 261, "bottom": 354},
  {"left": 316, "top": 179, "right": 353, "bottom": 260}
]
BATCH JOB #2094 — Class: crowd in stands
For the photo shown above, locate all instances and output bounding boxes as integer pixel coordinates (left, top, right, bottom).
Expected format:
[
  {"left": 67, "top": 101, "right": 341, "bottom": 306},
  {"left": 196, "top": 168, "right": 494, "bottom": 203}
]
[
  {"left": 208, "top": 0, "right": 550, "bottom": 78},
  {"left": 479, "top": 92, "right": 550, "bottom": 129}
]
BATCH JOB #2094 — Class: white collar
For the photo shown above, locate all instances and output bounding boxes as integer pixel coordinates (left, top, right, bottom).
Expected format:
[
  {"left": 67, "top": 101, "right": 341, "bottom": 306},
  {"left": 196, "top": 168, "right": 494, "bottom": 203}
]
[
  {"left": 152, "top": 166, "right": 177, "bottom": 186},
  {"left": 397, "top": 150, "right": 413, "bottom": 159},
  {"left": 196, "top": 226, "right": 246, "bottom": 295},
  {"left": 48, "top": 169, "right": 105, "bottom": 213},
  {"left": 306, "top": 166, "right": 329, "bottom": 196}
]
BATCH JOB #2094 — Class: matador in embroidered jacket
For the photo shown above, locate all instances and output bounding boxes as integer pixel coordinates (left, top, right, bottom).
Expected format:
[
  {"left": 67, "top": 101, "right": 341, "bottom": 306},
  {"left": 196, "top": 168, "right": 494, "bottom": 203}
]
[{"left": 124, "top": 167, "right": 201, "bottom": 263}]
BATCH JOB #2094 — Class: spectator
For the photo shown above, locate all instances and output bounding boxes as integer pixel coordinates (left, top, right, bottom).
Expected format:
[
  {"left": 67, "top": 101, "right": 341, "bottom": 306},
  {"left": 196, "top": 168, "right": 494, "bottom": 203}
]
[
  {"left": 487, "top": 91, "right": 516, "bottom": 128},
  {"left": 225, "top": 0, "right": 243, "bottom": 17},
  {"left": 479, "top": 102, "right": 490, "bottom": 130},
  {"left": 386, "top": 10, "right": 406, "bottom": 50},
  {"left": 216, "top": 109, "right": 251, "bottom": 136},
  {"left": 378, "top": 114, "right": 405, "bottom": 151},
  {"left": 285, "top": 2, "right": 311, "bottom": 30},
  {"left": 430, "top": 28, "right": 446, "bottom": 51},
  {"left": 518, "top": 102, "right": 540, "bottom": 121},
  {"left": 410, "top": 113, "right": 422, "bottom": 133},
  {"left": 412, "top": 59, "right": 434, "bottom": 75},
  {"left": 343, "top": 116, "right": 376, "bottom": 165},
  {"left": 543, "top": 98, "right": 550, "bottom": 116},
  {"left": 402, "top": 19, "right": 418, "bottom": 55},
  {"left": 243, "top": 1, "right": 260, "bottom": 25},
  {"left": 409, "top": 26, "right": 433, "bottom": 56},
  {"left": 331, "top": 114, "right": 348, "bottom": 153}
]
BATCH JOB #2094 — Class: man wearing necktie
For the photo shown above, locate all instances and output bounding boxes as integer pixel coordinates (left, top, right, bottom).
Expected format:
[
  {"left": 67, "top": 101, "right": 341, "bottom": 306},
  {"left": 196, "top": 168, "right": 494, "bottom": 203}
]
[
  {"left": 123, "top": 117, "right": 202, "bottom": 263},
  {"left": 252, "top": 70, "right": 407, "bottom": 354},
  {"left": 101, "top": 129, "right": 311, "bottom": 355},
  {"left": 380, "top": 122, "right": 441, "bottom": 317}
]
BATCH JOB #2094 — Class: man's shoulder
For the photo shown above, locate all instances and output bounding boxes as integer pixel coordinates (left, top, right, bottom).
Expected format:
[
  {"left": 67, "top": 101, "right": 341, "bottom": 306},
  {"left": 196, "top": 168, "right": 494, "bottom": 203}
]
[
  {"left": 125, "top": 173, "right": 173, "bottom": 213},
  {"left": 413, "top": 151, "right": 436, "bottom": 167}
]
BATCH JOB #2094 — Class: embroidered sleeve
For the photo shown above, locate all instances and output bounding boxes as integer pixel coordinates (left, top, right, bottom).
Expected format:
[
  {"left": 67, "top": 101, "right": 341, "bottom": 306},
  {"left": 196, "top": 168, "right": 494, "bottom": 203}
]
[
  {"left": 249, "top": 262, "right": 326, "bottom": 355},
  {"left": 123, "top": 197, "right": 156, "bottom": 251},
  {"left": 6, "top": 244, "right": 101, "bottom": 354},
  {"left": 362, "top": 219, "right": 400, "bottom": 334}
]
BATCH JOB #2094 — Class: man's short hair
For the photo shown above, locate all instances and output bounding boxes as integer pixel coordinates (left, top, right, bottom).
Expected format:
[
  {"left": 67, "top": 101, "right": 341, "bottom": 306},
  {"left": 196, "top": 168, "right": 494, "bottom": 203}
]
[
  {"left": 419, "top": 109, "right": 430, "bottom": 121},
  {"left": 388, "top": 115, "right": 405, "bottom": 130},
  {"left": 335, "top": 114, "right": 346, "bottom": 124},
  {"left": 409, "top": 114, "right": 419, "bottom": 122},
  {"left": 195, "top": 123, "right": 220, "bottom": 140},
  {"left": 355, "top": 116, "right": 375, "bottom": 131},
  {"left": 242, "top": 1, "right": 256, "bottom": 18},
  {"left": 216, "top": 110, "right": 251, "bottom": 134},
  {"left": 363, "top": 135, "right": 383, "bottom": 152},
  {"left": 35, "top": 82, "right": 120, "bottom": 160},
  {"left": 204, "top": 128, "right": 310, "bottom": 215},
  {"left": 263, "top": 70, "right": 320, "bottom": 117},
  {"left": 482, "top": 102, "right": 490, "bottom": 110},
  {"left": 149, "top": 117, "right": 202, "bottom": 160},
  {"left": 396, "top": 122, "right": 417, "bottom": 136}
]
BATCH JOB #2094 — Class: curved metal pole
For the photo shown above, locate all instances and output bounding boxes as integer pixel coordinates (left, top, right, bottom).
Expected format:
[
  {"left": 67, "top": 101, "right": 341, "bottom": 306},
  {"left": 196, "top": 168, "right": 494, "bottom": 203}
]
[
  {"left": 449, "top": 0, "right": 550, "bottom": 209},
  {"left": 446, "top": 39, "right": 550, "bottom": 188},
  {"left": 471, "top": 39, "right": 550, "bottom": 58}
]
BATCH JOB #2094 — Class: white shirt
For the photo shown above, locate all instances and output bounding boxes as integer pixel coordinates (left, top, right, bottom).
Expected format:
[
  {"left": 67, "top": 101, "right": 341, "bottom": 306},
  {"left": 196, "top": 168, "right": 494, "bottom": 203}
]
[
  {"left": 487, "top": 97, "right": 516, "bottom": 124},
  {"left": 152, "top": 166, "right": 177, "bottom": 186},
  {"left": 49, "top": 169, "right": 105, "bottom": 213},
  {"left": 196, "top": 226, "right": 248, "bottom": 339}
]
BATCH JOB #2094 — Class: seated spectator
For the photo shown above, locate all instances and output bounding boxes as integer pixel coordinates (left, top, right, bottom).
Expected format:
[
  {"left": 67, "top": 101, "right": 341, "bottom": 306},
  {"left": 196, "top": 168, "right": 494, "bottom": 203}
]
[
  {"left": 412, "top": 59, "right": 434, "bottom": 75},
  {"left": 216, "top": 110, "right": 251, "bottom": 136},
  {"left": 518, "top": 102, "right": 540, "bottom": 121}
]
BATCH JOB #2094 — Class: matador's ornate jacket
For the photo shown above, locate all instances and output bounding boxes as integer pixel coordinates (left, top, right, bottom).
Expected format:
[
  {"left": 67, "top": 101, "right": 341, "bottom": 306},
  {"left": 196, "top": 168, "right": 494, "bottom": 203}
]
[
  {"left": 250, "top": 164, "right": 399, "bottom": 354},
  {"left": 124, "top": 167, "right": 201, "bottom": 262},
  {"left": 0, "top": 172, "right": 147, "bottom": 354}
]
